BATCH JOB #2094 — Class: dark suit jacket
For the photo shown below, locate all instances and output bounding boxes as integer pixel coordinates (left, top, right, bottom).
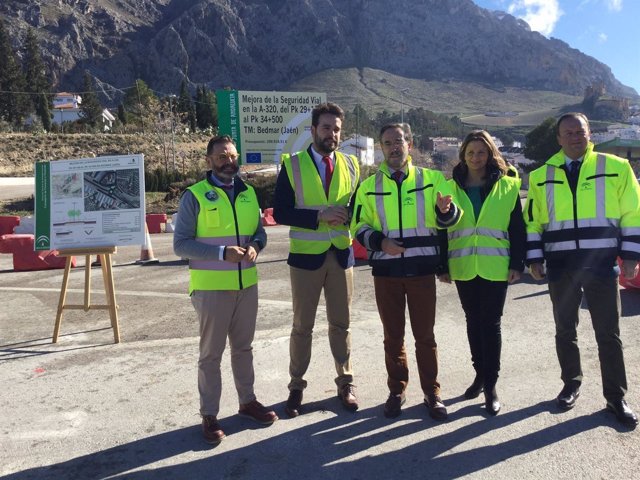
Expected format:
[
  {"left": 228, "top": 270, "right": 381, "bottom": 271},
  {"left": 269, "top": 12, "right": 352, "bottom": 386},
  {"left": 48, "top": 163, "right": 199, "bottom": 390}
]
[{"left": 273, "top": 146, "right": 355, "bottom": 270}]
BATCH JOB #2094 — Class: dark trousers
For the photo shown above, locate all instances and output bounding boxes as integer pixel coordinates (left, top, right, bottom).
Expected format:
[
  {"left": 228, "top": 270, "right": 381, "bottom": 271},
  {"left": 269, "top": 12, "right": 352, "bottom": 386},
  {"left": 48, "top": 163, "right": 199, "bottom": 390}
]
[
  {"left": 548, "top": 268, "right": 627, "bottom": 402},
  {"left": 455, "top": 277, "right": 508, "bottom": 390},
  {"left": 373, "top": 275, "right": 440, "bottom": 397}
]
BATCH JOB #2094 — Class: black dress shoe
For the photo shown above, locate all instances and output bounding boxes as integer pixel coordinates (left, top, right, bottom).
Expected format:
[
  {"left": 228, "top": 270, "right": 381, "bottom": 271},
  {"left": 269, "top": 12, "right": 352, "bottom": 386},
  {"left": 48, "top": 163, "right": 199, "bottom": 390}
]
[
  {"left": 424, "top": 393, "right": 448, "bottom": 421},
  {"left": 556, "top": 384, "right": 580, "bottom": 410},
  {"left": 383, "top": 393, "right": 406, "bottom": 419},
  {"left": 484, "top": 388, "right": 501, "bottom": 416},
  {"left": 285, "top": 389, "right": 303, "bottom": 418},
  {"left": 606, "top": 400, "right": 639, "bottom": 426},
  {"left": 464, "top": 375, "right": 484, "bottom": 399}
]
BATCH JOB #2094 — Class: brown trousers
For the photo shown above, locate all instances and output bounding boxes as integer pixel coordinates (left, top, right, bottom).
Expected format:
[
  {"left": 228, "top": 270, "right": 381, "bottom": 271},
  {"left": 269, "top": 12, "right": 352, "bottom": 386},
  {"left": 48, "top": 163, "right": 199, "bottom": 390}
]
[{"left": 374, "top": 274, "right": 440, "bottom": 397}]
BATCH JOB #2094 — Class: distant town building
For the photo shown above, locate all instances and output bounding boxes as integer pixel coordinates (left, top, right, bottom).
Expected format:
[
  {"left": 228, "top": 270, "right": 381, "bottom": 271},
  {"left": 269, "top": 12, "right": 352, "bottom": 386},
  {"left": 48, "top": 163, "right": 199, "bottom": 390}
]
[
  {"left": 595, "top": 138, "right": 640, "bottom": 161},
  {"left": 590, "top": 123, "right": 640, "bottom": 144},
  {"left": 499, "top": 145, "right": 532, "bottom": 169},
  {"left": 53, "top": 92, "right": 82, "bottom": 109},
  {"left": 51, "top": 92, "right": 115, "bottom": 131},
  {"left": 340, "top": 134, "right": 375, "bottom": 165},
  {"left": 52, "top": 92, "right": 83, "bottom": 124}
]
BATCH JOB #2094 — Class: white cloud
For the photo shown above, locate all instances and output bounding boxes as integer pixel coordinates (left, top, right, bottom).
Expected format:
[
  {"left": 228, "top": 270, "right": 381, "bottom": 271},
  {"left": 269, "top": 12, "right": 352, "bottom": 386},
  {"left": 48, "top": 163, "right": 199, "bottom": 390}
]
[
  {"left": 605, "top": 0, "right": 623, "bottom": 11},
  {"left": 598, "top": 32, "right": 608, "bottom": 42},
  {"left": 507, "top": 0, "right": 563, "bottom": 36},
  {"left": 577, "top": 0, "right": 623, "bottom": 11}
]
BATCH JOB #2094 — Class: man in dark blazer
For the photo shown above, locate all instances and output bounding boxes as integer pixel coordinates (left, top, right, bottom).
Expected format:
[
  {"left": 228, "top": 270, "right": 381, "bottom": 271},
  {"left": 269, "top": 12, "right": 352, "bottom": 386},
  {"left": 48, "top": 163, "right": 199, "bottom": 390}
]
[{"left": 274, "top": 102, "right": 360, "bottom": 417}]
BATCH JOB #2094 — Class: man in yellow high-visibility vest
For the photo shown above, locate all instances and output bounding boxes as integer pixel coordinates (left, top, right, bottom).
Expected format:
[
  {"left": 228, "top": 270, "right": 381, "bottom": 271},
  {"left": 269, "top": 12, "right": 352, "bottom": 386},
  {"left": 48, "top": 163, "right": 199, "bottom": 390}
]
[
  {"left": 174, "top": 135, "right": 277, "bottom": 444},
  {"left": 351, "top": 123, "right": 461, "bottom": 420},
  {"left": 526, "top": 112, "right": 640, "bottom": 426},
  {"left": 274, "top": 102, "right": 360, "bottom": 417}
]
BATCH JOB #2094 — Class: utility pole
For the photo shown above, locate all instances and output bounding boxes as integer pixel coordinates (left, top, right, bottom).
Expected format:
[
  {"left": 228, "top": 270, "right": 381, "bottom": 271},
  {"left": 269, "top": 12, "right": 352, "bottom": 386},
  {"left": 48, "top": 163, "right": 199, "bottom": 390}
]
[
  {"left": 169, "top": 95, "right": 177, "bottom": 171},
  {"left": 400, "top": 88, "right": 409, "bottom": 124}
]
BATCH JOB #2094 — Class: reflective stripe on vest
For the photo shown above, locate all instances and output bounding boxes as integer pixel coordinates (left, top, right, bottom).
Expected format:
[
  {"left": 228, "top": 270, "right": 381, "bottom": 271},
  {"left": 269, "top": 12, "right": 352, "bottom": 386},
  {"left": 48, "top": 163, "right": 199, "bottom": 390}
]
[
  {"left": 447, "top": 176, "right": 519, "bottom": 281},
  {"left": 189, "top": 235, "right": 253, "bottom": 271},
  {"left": 289, "top": 151, "right": 358, "bottom": 209},
  {"left": 541, "top": 153, "right": 619, "bottom": 255},
  {"left": 449, "top": 246, "right": 510, "bottom": 258},
  {"left": 284, "top": 150, "right": 359, "bottom": 253},
  {"left": 359, "top": 165, "right": 441, "bottom": 262},
  {"left": 187, "top": 180, "right": 259, "bottom": 292},
  {"left": 289, "top": 230, "right": 351, "bottom": 242},
  {"left": 374, "top": 168, "right": 428, "bottom": 234}
]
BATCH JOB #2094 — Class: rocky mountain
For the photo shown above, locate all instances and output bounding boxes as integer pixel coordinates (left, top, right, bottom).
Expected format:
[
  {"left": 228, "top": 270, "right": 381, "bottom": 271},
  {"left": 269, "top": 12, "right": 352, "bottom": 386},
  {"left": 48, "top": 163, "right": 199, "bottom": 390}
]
[{"left": 1, "top": 0, "right": 636, "bottom": 103}]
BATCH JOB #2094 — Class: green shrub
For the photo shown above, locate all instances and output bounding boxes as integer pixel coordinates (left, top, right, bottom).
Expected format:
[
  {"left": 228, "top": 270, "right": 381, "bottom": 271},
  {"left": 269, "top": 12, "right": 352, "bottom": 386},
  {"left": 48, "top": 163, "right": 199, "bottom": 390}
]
[
  {"left": 245, "top": 173, "right": 277, "bottom": 210},
  {"left": 144, "top": 167, "right": 203, "bottom": 192}
]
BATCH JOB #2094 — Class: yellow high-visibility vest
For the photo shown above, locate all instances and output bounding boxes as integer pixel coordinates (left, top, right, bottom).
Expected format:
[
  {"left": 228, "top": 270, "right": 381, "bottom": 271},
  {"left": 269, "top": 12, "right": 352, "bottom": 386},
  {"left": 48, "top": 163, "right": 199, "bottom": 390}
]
[
  {"left": 525, "top": 143, "right": 640, "bottom": 265},
  {"left": 282, "top": 149, "right": 359, "bottom": 254},
  {"left": 187, "top": 179, "right": 260, "bottom": 293},
  {"left": 447, "top": 176, "right": 520, "bottom": 281},
  {"left": 351, "top": 158, "right": 455, "bottom": 267}
]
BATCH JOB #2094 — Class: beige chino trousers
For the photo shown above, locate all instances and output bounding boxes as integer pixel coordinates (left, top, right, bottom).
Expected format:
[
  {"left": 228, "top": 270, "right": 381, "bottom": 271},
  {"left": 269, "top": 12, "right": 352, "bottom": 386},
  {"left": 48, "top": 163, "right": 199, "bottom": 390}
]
[
  {"left": 191, "top": 285, "right": 258, "bottom": 416},
  {"left": 288, "top": 251, "right": 354, "bottom": 391}
]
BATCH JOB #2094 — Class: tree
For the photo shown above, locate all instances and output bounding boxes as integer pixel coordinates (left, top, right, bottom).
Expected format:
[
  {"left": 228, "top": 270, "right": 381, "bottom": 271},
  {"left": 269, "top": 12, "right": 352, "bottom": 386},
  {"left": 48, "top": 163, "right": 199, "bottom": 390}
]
[
  {"left": 0, "top": 19, "right": 29, "bottom": 126},
  {"left": 524, "top": 117, "right": 559, "bottom": 167},
  {"left": 342, "top": 104, "right": 376, "bottom": 138},
  {"left": 117, "top": 103, "right": 127, "bottom": 125},
  {"left": 80, "top": 71, "right": 103, "bottom": 129},
  {"left": 195, "top": 85, "right": 217, "bottom": 130},
  {"left": 123, "top": 79, "right": 159, "bottom": 132},
  {"left": 177, "top": 79, "right": 197, "bottom": 132},
  {"left": 23, "top": 28, "right": 52, "bottom": 129},
  {"left": 499, "top": 132, "right": 515, "bottom": 148},
  {"left": 37, "top": 93, "right": 52, "bottom": 131}
]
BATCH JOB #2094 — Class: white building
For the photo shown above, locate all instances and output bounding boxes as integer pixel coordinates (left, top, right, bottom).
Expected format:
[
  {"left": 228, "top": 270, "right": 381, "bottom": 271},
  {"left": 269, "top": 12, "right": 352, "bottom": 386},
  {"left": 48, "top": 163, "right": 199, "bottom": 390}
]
[
  {"left": 52, "top": 92, "right": 83, "bottom": 124},
  {"left": 590, "top": 123, "right": 640, "bottom": 144},
  {"left": 51, "top": 92, "right": 115, "bottom": 131},
  {"left": 339, "top": 134, "right": 375, "bottom": 166}
]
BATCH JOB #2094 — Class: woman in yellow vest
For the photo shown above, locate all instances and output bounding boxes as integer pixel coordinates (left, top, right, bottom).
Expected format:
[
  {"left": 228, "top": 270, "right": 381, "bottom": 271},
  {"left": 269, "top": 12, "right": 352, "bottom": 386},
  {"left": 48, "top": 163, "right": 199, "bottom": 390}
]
[{"left": 440, "top": 130, "right": 526, "bottom": 415}]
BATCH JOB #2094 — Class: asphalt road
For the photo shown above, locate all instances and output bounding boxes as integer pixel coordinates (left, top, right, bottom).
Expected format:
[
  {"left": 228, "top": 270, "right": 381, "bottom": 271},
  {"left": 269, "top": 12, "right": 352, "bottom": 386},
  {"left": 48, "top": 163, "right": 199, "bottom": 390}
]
[
  {"left": 0, "top": 177, "right": 34, "bottom": 201},
  {"left": 1, "top": 226, "right": 639, "bottom": 479}
]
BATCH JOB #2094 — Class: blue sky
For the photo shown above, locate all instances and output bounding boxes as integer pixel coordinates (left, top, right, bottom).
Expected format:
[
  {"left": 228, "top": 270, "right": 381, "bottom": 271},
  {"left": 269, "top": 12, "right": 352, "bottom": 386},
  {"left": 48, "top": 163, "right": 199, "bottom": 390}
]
[{"left": 472, "top": 0, "right": 640, "bottom": 95}]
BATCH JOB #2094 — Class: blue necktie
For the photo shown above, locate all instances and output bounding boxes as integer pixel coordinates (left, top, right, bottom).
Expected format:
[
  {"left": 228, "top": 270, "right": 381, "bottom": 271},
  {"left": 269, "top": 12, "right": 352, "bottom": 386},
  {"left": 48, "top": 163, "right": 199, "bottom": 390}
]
[{"left": 567, "top": 161, "right": 580, "bottom": 190}]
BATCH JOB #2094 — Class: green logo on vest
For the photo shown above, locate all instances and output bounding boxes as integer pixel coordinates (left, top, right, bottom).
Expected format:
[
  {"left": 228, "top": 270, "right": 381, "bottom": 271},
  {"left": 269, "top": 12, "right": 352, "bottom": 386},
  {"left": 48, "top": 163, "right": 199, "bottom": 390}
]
[
  {"left": 579, "top": 182, "right": 592, "bottom": 191},
  {"left": 403, "top": 196, "right": 414, "bottom": 206},
  {"left": 205, "top": 190, "right": 219, "bottom": 201}
]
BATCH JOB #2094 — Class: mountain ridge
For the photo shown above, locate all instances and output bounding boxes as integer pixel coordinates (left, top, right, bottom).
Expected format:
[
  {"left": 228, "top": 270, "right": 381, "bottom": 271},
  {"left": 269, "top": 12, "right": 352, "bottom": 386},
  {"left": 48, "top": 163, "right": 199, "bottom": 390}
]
[{"left": 1, "top": 0, "right": 636, "bottom": 105}]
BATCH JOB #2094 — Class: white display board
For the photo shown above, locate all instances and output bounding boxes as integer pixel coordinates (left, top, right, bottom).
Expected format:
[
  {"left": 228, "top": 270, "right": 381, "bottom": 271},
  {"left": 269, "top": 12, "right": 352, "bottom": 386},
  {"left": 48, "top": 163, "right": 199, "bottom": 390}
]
[
  {"left": 34, "top": 155, "right": 146, "bottom": 250},
  {"left": 217, "top": 90, "right": 326, "bottom": 164}
]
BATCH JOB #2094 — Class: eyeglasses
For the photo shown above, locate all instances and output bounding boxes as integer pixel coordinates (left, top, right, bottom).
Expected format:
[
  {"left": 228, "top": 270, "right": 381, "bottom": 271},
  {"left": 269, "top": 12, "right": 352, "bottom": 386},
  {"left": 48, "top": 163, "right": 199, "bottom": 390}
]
[
  {"left": 211, "top": 153, "right": 239, "bottom": 161},
  {"left": 382, "top": 138, "right": 407, "bottom": 147}
]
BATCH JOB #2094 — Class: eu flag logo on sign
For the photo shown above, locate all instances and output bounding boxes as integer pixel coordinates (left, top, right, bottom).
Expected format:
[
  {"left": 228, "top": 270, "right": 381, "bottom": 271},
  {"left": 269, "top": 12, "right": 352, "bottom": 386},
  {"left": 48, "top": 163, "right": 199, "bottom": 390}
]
[{"left": 246, "top": 152, "right": 262, "bottom": 164}]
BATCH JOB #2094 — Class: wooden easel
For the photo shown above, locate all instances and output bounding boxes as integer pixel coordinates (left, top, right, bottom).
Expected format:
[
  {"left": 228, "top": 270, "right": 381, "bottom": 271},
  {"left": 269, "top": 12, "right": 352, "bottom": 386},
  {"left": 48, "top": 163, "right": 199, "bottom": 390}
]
[{"left": 53, "top": 246, "right": 120, "bottom": 343}]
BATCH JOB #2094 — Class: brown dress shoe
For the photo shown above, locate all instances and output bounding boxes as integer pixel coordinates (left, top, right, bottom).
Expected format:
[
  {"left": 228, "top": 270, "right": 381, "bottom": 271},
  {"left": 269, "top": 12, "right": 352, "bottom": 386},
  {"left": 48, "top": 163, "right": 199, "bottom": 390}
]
[
  {"left": 239, "top": 400, "right": 278, "bottom": 425},
  {"left": 285, "top": 389, "right": 303, "bottom": 417},
  {"left": 202, "top": 415, "right": 225, "bottom": 445},
  {"left": 338, "top": 384, "right": 359, "bottom": 411},
  {"left": 424, "top": 393, "right": 448, "bottom": 421},
  {"left": 384, "top": 393, "right": 406, "bottom": 419}
]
